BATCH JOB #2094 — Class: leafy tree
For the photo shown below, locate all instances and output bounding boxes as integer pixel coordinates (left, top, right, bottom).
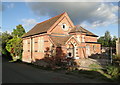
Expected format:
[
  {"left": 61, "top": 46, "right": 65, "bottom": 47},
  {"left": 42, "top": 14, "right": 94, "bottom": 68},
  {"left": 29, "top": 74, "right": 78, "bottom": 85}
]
[
  {"left": 105, "top": 31, "right": 111, "bottom": 39},
  {"left": 6, "top": 36, "right": 23, "bottom": 60},
  {"left": 98, "top": 31, "right": 118, "bottom": 54},
  {"left": 0, "top": 31, "right": 13, "bottom": 56},
  {"left": 5, "top": 24, "right": 26, "bottom": 60},
  {"left": 111, "top": 36, "right": 117, "bottom": 47},
  {"left": 98, "top": 36, "right": 105, "bottom": 46},
  {"left": 12, "top": 24, "right": 25, "bottom": 37},
  {"left": 104, "top": 31, "right": 112, "bottom": 47},
  {"left": 98, "top": 31, "right": 112, "bottom": 47}
]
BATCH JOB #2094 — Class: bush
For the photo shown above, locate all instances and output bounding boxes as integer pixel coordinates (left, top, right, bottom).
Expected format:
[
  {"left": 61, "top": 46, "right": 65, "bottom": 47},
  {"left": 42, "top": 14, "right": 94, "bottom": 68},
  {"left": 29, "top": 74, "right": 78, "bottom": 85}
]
[
  {"left": 112, "top": 55, "right": 120, "bottom": 66},
  {"left": 113, "top": 55, "right": 120, "bottom": 60},
  {"left": 106, "top": 65, "right": 120, "bottom": 79}
]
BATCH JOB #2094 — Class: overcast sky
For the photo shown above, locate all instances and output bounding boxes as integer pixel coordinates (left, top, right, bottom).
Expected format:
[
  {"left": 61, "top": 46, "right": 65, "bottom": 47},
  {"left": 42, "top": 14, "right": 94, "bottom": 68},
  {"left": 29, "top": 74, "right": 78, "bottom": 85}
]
[{"left": 1, "top": 1, "right": 119, "bottom": 37}]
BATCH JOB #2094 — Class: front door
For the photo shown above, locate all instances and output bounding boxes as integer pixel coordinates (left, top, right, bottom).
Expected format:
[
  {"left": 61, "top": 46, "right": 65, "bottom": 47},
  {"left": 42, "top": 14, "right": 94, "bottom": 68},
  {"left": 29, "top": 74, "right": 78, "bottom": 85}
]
[{"left": 68, "top": 44, "right": 74, "bottom": 57}]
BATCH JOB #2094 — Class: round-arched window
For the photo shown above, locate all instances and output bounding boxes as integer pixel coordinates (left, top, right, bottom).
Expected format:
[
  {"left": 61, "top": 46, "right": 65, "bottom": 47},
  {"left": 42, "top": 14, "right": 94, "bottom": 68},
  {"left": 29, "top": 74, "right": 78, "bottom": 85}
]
[
  {"left": 61, "top": 23, "right": 68, "bottom": 31},
  {"left": 63, "top": 24, "right": 66, "bottom": 29}
]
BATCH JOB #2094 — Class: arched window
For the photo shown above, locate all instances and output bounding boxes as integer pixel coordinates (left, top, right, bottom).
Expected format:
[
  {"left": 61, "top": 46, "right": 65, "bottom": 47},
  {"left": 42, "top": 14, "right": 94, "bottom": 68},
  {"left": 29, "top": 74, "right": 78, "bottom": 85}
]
[
  {"left": 63, "top": 24, "right": 65, "bottom": 29},
  {"left": 62, "top": 23, "right": 68, "bottom": 30}
]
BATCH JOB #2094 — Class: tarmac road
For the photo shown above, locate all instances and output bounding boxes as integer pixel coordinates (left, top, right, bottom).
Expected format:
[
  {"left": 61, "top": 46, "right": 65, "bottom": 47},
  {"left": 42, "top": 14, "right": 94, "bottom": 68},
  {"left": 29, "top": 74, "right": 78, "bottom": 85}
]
[{"left": 2, "top": 56, "right": 116, "bottom": 84}]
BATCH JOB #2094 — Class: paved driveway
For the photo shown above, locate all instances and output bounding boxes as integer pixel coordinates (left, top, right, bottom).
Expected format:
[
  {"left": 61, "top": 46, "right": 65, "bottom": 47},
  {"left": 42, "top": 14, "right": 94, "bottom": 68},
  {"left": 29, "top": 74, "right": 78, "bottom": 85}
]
[{"left": 2, "top": 57, "right": 115, "bottom": 83}]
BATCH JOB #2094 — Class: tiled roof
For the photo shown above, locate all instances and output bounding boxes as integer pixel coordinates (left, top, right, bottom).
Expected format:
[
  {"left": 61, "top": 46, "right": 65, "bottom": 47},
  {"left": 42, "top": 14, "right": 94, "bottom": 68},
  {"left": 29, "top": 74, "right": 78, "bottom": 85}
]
[
  {"left": 22, "top": 13, "right": 65, "bottom": 38},
  {"left": 70, "top": 25, "right": 98, "bottom": 37},
  {"left": 50, "top": 35, "right": 71, "bottom": 46},
  {"left": 22, "top": 12, "right": 98, "bottom": 38}
]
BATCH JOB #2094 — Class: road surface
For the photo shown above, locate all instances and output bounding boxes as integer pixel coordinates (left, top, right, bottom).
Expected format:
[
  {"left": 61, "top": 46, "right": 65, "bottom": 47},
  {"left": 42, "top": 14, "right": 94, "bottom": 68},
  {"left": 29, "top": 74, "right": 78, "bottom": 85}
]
[{"left": 2, "top": 56, "right": 115, "bottom": 83}]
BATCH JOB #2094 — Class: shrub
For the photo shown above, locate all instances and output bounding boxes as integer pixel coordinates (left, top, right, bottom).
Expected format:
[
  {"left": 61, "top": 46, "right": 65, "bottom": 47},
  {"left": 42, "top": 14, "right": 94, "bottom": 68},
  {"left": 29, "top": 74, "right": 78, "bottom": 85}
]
[
  {"left": 106, "top": 65, "right": 120, "bottom": 79},
  {"left": 89, "top": 63, "right": 102, "bottom": 71},
  {"left": 112, "top": 55, "right": 120, "bottom": 66}
]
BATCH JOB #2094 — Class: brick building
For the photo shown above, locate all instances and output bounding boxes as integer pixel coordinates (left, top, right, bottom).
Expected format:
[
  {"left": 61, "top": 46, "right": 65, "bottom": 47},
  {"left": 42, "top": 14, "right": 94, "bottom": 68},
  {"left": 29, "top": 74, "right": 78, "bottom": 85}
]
[{"left": 22, "top": 12, "right": 101, "bottom": 63}]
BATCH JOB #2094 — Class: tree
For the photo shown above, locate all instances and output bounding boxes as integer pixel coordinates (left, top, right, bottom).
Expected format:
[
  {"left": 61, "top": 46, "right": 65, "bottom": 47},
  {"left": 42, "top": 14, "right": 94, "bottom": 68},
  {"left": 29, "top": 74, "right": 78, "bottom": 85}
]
[
  {"left": 6, "top": 36, "right": 23, "bottom": 60},
  {"left": 98, "top": 31, "right": 118, "bottom": 54},
  {"left": 104, "top": 31, "right": 112, "bottom": 47},
  {"left": 111, "top": 36, "right": 117, "bottom": 47},
  {"left": 98, "top": 31, "right": 112, "bottom": 47},
  {"left": 98, "top": 36, "right": 105, "bottom": 46},
  {"left": 5, "top": 24, "right": 26, "bottom": 60},
  {"left": 0, "top": 31, "right": 13, "bottom": 56},
  {"left": 105, "top": 31, "right": 111, "bottom": 39},
  {"left": 12, "top": 24, "right": 26, "bottom": 37}
]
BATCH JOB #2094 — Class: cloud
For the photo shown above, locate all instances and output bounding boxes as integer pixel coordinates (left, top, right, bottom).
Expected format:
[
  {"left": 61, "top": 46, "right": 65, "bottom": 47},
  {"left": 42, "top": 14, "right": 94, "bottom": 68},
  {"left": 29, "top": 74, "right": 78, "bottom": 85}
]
[
  {"left": 27, "top": 2, "right": 118, "bottom": 28},
  {"left": 87, "top": 3, "right": 118, "bottom": 28},
  {"left": 21, "top": 18, "right": 38, "bottom": 32}
]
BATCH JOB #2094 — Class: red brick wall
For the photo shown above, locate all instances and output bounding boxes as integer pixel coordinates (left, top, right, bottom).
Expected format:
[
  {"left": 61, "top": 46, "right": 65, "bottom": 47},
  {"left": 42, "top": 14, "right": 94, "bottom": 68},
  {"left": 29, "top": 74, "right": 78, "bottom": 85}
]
[
  {"left": 22, "top": 35, "right": 101, "bottom": 62},
  {"left": 22, "top": 38, "right": 31, "bottom": 62},
  {"left": 85, "top": 36, "right": 97, "bottom": 42},
  {"left": 86, "top": 43, "right": 101, "bottom": 55},
  {"left": 22, "top": 34, "right": 55, "bottom": 62},
  {"left": 49, "top": 16, "right": 73, "bottom": 35}
]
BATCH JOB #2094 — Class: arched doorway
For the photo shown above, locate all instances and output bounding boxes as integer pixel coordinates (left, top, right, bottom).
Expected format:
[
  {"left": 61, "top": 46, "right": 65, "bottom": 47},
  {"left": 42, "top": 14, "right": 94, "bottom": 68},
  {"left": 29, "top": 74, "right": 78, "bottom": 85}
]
[{"left": 68, "top": 44, "right": 75, "bottom": 57}]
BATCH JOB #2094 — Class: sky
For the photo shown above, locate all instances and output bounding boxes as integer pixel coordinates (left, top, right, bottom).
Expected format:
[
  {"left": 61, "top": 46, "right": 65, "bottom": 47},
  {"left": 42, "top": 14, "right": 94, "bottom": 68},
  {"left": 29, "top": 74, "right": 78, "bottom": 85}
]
[{"left": 1, "top": 1, "right": 119, "bottom": 38}]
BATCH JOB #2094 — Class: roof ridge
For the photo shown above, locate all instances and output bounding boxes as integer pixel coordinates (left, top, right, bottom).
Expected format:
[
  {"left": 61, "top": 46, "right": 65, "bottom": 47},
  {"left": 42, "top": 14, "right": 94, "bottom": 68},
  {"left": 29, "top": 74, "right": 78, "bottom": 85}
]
[{"left": 37, "top": 12, "right": 65, "bottom": 25}]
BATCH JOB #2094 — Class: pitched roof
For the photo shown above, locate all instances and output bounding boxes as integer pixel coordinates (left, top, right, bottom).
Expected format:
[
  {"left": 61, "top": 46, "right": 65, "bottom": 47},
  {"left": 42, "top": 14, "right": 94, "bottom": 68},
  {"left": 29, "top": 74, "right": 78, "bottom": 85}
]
[
  {"left": 50, "top": 36, "right": 71, "bottom": 46},
  {"left": 22, "top": 12, "right": 98, "bottom": 38},
  {"left": 22, "top": 13, "right": 65, "bottom": 38},
  {"left": 70, "top": 25, "right": 98, "bottom": 37}
]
